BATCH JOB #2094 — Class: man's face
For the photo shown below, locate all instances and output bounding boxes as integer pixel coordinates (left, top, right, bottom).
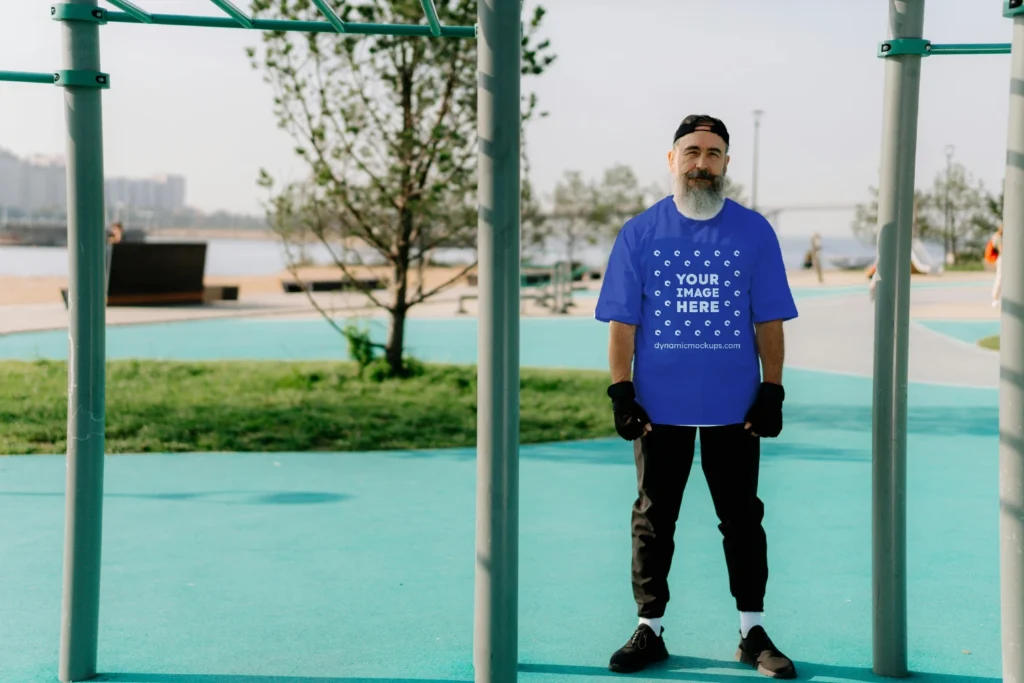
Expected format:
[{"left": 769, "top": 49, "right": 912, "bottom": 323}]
[
  {"left": 668, "top": 129, "right": 730, "bottom": 215},
  {"left": 668, "top": 130, "right": 729, "bottom": 183}
]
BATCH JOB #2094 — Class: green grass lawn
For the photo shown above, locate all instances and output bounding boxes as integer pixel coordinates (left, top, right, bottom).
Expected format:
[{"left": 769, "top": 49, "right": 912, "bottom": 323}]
[
  {"left": 0, "top": 360, "right": 616, "bottom": 455},
  {"left": 980, "top": 334, "right": 1000, "bottom": 350}
]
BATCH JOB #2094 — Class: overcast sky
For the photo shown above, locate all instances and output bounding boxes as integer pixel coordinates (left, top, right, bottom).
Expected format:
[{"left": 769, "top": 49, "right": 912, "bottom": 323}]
[{"left": 0, "top": 0, "right": 1017, "bottom": 236}]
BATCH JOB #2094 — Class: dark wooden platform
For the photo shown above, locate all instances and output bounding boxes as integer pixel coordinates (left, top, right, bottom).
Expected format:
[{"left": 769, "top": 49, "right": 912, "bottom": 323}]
[
  {"left": 281, "top": 278, "right": 385, "bottom": 293},
  {"left": 60, "top": 242, "right": 239, "bottom": 308}
]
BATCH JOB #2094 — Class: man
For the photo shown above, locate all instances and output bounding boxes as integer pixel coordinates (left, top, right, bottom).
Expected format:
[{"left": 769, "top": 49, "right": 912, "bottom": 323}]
[{"left": 594, "top": 115, "right": 798, "bottom": 679}]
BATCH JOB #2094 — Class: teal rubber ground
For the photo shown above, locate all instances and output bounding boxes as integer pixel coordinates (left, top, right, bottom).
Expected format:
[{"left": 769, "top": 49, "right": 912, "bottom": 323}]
[
  {"left": 918, "top": 320, "right": 1000, "bottom": 345},
  {"left": 0, "top": 280, "right": 1005, "bottom": 681},
  {"left": 0, "top": 365, "right": 1001, "bottom": 683}
]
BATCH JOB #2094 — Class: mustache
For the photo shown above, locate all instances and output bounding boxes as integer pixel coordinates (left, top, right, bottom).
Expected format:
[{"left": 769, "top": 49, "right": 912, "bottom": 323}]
[{"left": 685, "top": 169, "right": 718, "bottom": 181}]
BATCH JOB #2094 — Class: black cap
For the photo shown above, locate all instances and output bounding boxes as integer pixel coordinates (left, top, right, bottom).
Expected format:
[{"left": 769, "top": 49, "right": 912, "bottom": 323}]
[{"left": 673, "top": 114, "right": 729, "bottom": 147}]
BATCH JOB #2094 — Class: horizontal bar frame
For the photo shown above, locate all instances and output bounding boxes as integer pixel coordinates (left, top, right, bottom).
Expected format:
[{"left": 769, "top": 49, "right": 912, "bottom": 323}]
[
  {"left": 930, "top": 42, "right": 1011, "bottom": 55},
  {"left": 208, "top": 0, "right": 253, "bottom": 29},
  {"left": 0, "top": 70, "right": 55, "bottom": 84},
  {"left": 311, "top": 0, "right": 347, "bottom": 33},
  {"left": 103, "top": 10, "right": 475, "bottom": 37},
  {"left": 879, "top": 38, "right": 1012, "bottom": 57},
  {"left": 420, "top": 0, "right": 442, "bottom": 37},
  {"left": 105, "top": 0, "right": 152, "bottom": 23}
]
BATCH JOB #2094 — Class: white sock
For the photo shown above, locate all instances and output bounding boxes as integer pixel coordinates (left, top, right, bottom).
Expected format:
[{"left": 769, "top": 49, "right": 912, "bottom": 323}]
[
  {"left": 639, "top": 617, "right": 662, "bottom": 636},
  {"left": 740, "top": 612, "right": 762, "bottom": 638}
]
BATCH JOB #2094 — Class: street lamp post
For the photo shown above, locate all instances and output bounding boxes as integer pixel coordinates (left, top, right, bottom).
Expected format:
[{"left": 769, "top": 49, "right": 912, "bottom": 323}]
[{"left": 752, "top": 109, "right": 764, "bottom": 211}]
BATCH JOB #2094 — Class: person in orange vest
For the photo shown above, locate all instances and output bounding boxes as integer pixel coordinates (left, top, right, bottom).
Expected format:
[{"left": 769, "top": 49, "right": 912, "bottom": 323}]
[{"left": 991, "top": 224, "right": 1003, "bottom": 308}]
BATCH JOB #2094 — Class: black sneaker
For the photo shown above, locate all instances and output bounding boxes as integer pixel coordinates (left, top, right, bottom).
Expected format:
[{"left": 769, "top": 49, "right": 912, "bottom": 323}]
[
  {"left": 609, "top": 624, "right": 669, "bottom": 673},
  {"left": 735, "top": 625, "right": 797, "bottom": 679}
]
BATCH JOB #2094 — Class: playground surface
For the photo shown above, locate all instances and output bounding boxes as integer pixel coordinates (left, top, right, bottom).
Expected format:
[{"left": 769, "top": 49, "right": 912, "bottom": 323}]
[{"left": 0, "top": 272, "right": 1005, "bottom": 683}]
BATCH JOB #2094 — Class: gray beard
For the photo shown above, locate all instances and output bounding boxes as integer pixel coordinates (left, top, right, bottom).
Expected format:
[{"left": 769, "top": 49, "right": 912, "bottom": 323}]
[{"left": 672, "top": 173, "right": 725, "bottom": 219}]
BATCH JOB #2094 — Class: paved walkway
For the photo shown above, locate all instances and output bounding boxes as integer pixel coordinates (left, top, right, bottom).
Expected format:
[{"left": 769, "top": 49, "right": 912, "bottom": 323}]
[{"left": 785, "top": 282, "right": 999, "bottom": 387}]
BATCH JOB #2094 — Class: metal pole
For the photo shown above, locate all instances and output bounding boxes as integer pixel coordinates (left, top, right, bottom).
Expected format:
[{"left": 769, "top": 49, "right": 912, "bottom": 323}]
[
  {"left": 58, "top": 1, "right": 108, "bottom": 680},
  {"left": 1000, "top": 11, "right": 1024, "bottom": 683},
  {"left": 751, "top": 109, "right": 763, "bottom": 210},
  {"left": 474, "top": 1, "right": 521, "bottom": 682},
  {"left": 871, "top": 0, "right": 925, "bottom": 676}
]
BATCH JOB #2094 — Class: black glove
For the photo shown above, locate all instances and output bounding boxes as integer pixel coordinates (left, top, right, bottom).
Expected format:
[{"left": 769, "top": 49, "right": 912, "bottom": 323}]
[
  {"left": 744, "top": 382, "right": 785, "bottom": 438},
  {"left": 607, "top": 381, "right": 651, "bottom": 441}
]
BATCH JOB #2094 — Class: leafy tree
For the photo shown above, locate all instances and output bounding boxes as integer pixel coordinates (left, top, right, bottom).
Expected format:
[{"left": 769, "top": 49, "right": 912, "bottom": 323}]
[
  {"left": 917, "top": 162, "right": 991, "bottom": 261},
  {"left": 249, "top": 0, "right": 555, "bottom": 376},
  {"left": 534, "top": 164, "right": 651, "bottom": 265},
  {"left": 850, "top": 185, "right": 932, "bottom": 245},
  {"left": 535, "top": 165, "right": 751, "bottom": 265}
]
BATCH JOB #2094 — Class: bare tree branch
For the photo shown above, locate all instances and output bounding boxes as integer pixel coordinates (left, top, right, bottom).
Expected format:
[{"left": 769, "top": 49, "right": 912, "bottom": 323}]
[{"left": 409, "top": 260, "right": 478, "bottom": 305}]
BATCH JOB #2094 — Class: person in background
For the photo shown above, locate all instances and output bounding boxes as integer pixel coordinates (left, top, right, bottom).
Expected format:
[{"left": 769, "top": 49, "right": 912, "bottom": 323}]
[
  {"left": 107, "top": 221, "right": 124, "bottom": 245},
  {"left": 992, "top": 224, "right": 1003, "bottom": 309}
]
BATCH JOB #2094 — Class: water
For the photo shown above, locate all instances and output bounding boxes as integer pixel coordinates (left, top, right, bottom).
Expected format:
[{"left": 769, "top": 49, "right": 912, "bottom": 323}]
[{"left": 0, "top": 233, "right": 887, "bottom": 278}]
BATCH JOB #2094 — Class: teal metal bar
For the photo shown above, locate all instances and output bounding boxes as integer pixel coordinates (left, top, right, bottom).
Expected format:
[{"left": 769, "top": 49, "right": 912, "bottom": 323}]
[
  {"left": 872, "top": 0, "right": 924, "bottom": 676},
  {"left": 930, "top": 42, "right": 1011, "bottom": 54},
  {"left": 207, "top": 0, "right": 253, "bottom": 29},
  {"left": 474, "top": 0, "right": 521, "bottom": 681},
  {"left": 0, "top": 70, "right": 55, "bottom": 84},
  {"left": 311, "top": 0, "right": 347, "bottom": 33},
  {"left": 105, "top": 0, "right": 153, "bottom": 24},
  {"left": 420, "top": 0, "right": 442, "bottom": 37},
  {"left": 56, "top": 0, "right": 108, "bottom": 680},
  {"left": 1001, "top": 7, "right": 1024, "bottom": 683},
  {"left": 103, "top": 11, "right": 475, "bottom": 37}
]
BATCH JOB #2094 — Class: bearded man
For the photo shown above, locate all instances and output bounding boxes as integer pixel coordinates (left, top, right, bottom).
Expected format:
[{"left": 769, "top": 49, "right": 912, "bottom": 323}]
[{"left": 594, "top": 115, "right": 799, "bottom": 679}]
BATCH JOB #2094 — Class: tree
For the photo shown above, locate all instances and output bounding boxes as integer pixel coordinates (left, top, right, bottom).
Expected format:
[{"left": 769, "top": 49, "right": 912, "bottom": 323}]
[
  {"left": 249, "top": 0, "right": 555, "bottom": 376},
  {"left": 917, "top": 162, "right": 990, "bottom": 261},
  {"left": 537, "top": 163, "right": 650, "bottom": 264},
  {"left": 851, "top": 162, "right": 998, "bottom": 263},
  {"left": 851, "top": 185, "right": 939, "bottom": 247}
]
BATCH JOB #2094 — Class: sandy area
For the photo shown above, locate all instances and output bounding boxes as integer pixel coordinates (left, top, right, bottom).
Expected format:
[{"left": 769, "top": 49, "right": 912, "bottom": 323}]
[
  {"left": 0, "top": 263, "right": 999, "bottom": 335},
  {"left": 0, "top": 264, "right": 897, "bottom": 307},
  {"left": 0, "top": 264, "right": 476, "bottom": 307}
]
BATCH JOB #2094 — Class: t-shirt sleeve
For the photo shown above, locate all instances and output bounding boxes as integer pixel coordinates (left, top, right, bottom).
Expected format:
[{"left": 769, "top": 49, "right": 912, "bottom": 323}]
[
  {"left": 595, "top": 225, "right": 642, "bottom": 325},
  {"left": 750, "top": 221, "right": 798, "bottom": 324}
]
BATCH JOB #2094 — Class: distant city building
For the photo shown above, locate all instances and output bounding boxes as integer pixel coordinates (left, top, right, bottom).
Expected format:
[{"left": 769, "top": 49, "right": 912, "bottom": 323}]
[
  {"left": 105, "top": 174, "right": 186, "bottom": 212},
  {"left": 0, "top": 147, "right": 186, "bottom": 214}
]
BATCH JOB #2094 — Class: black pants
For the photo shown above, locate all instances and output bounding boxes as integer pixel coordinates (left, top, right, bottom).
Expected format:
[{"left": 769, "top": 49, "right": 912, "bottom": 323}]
[{"left": 631, "top": 423, "right": 767, "bottom": 617}]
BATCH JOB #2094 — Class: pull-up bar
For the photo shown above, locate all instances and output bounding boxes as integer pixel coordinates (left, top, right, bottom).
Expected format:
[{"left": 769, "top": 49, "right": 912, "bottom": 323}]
[
  {"left": 879, "top": 38, "right": 1012, "bottom": 56},
  {"left": 207, "top": 0, "right": 253, "bottom": 29},
  {"left": 29, "top": 2, "right": 480, "bottom": 38},
  {"left": 0, "top": 3, "right": 519, "bottom": 683}
]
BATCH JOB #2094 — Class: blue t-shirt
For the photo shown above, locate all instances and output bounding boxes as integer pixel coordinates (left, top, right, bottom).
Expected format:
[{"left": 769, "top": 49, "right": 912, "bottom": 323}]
[{"left": 595, "top": 197, "right": 798, "bottom": 426}]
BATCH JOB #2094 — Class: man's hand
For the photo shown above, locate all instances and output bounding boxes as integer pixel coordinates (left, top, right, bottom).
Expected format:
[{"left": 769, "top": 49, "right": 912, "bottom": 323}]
[
  {"left": 744, "top": 382, "right": 785, "bottom": 438},
  {"left": 607, "top": 381, "right": 653, "bottom": 441}
]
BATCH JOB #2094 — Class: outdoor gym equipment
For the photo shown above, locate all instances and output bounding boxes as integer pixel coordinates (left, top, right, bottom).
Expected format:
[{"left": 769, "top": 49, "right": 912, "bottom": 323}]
[
  {"left": 1, "top": 2, "right": 520, "bottom": 683},
  {"left": 873, "top": 2, "right": 1022, "bottom": 679},
  {"left": 4, "top": 1, "right": 1024, "bottom": 682}
]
